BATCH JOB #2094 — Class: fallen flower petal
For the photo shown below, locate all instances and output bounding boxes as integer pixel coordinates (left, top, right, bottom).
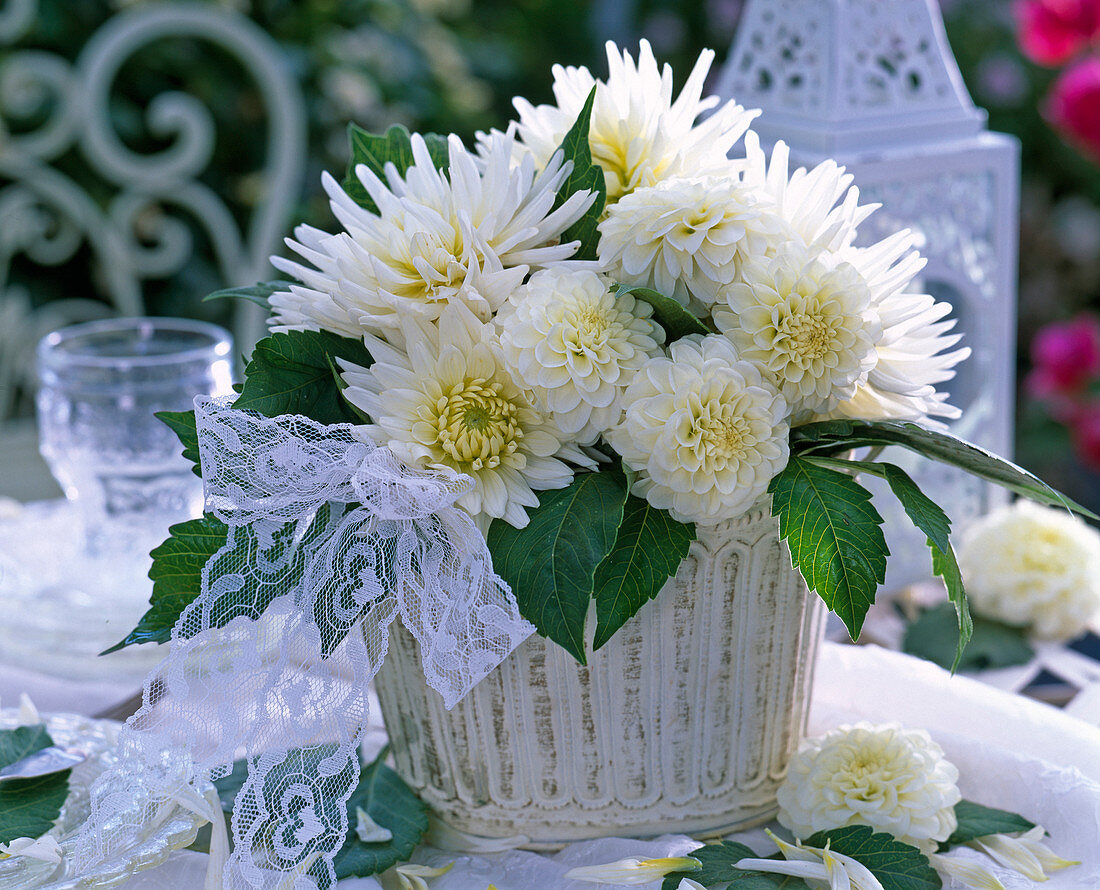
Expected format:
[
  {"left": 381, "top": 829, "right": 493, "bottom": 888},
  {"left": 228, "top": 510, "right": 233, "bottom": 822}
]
[
  {"left": 0, "top": 835, "right": 63, "bottom": 865},
  {"left": 565, "top": 855, "right": 702, "bottom": 884},
  {"left": 929, "top": 852, "right": 1007, "bottom": 889}
]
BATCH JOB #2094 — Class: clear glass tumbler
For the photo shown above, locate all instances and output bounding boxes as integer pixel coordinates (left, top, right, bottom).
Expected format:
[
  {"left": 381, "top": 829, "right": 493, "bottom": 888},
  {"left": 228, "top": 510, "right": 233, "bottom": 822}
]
[{"left": 36, "top": 317, "right": 234, "bottom": 555}]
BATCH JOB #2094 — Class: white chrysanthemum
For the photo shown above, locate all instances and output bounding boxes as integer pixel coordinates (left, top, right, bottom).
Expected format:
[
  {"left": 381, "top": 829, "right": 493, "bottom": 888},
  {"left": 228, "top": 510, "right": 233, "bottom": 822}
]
[
  {"left": 607, "top": 334, "right": 789, "bottom": 524},
  {"left": 498, "top": 269, "right": 664, "bottom": 443},
  {"left": 714, "top": 249, "right": 881, "bottom": 418},
  {"left": 776, "top": 722, "right": 962, "bottom": 853},
  {"left": 340, "top": 303, "right": 585, "bottom": 531},
  {"left": 957, "top": 500, "right": 1100, "bottom": 640},
  {"left": 514, "top": 40, "right": 758, "bottom": 204},
  {"left": 270, "top": 130, "right": 593, "bottom": 334},
  {"left": 740, "top": 132, "right": 970, "bottom": 424},
  {"left": 598, "top": 175, "right": 784, "bottom": 310}
]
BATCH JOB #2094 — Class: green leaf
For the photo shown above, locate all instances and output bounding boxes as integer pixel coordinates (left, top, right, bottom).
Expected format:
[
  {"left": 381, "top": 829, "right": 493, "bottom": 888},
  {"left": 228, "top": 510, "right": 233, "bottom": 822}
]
[
  {"left": 103, "top": 515, "right": 230, "bottom": 652},
  {"left": 106, "top": 506, "right": 341, "bottom": 653},
  {"left": 212, "top": 760, "right": 249, "bottom": 813},
  {"left": 234, "top": 330, "right": 373, "bottom": 425},
  {"left": 156, "top": 409, "right": 202, "bottom": 478},
  {"left": 805, "top": 457, "right": 971, "bottom": 670},
  {"left": 661, "top": 842, "right": 802, "bottom": 889},
  {"left": 804, "top": 825, "right": 941, "bottom": 890},
  {"left": 202, "top": 280, "right": 295, "bottom": 309},
  {"left": 790, "top": 420, "right": 1097, "bottom": 520},
  {"left": 0, "top": 725, "right": 53, "bottom": 771},
  {"left": 768, "top": 456, "right": 888, "bottom": 640},
  {"left": 551, "top": 86, "right": 606, "bottom": 260},
  {"left": 0, "top": 726, "right": 70, "bottom": 845},
  {"left": 487, "top": 469, "right": 629, "bottom": 663},
  {"left": 343, "top": 123, "right": 449, "bottom": 213},
  {"left": 592, "top": 496, "right": 695, "bottom": 650},
  {"left": 613, "top": 284, "right": 710, "bottom": 341},
  {"left": 930, "top": 541, "right": 971, "bottom": 673},
  {"left": 903, "top": 602, "right": 1034, "bottom": 672},
  {"left": 333, "top": 750, "right": 429, "bottom": 879},
  {"left": 943, "top": 800, "right": 1036, "bottom": 848}
]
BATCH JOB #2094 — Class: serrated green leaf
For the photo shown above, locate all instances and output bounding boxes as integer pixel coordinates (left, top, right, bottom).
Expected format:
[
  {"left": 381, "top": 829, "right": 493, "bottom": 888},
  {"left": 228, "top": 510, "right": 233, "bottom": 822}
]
[
  {"left": 769, "top": 456, "right": 888, "bottom": 640},
  {"left": 0, "top": 726, "right": 70, "bottom": 845},
  {"left": 202, "top": 280, "right": 294, "bottom": 309},
  {"left": 487, "top": 469, "right": 629, "bottom": 663},
  {"left": 552, "top": 86, "right": 606, "bottom": 260},
  {"left": 343, "top": 123, "right": 449, "bottom": 213},
  {"left": 592, "top": 496, "right": 695, "bottom": 650},
  {"left": 156, "top": 409, "right": 202, "bottom": 478},
  {"left": 805, "top": 457, "right": 971, "bottom": 670},
  {"left": 333, "top": 749, "right": 429, "bottom": 879},
  {"left": 903, "top": 602, "right": 1034, "bottom": 672},
  {"left": 106, "top": 506, "right": 341, "bottom": 653},
  {"left": 613, "top": 284, "right": 710, "bottom": 341},
  {"left": 235, "top": 330, "right": 373, "bottom": 425},
  {"left": 661, "top": 842, "right": 803, "bottom": 889},
  {"left": 930, "top": 540, "right": 971, "bottom": 673},
  {"left": 942, "top": 800, "right": 1036, "bottom": 848},
  {"left": 102, "top": 515, "right": 230, "bottom": 652},
  {"left": 790, "top": 421, "right": 1096, "bottom": 520},
  {"left": 804, "top": 825, "right": 941, "bottom": 890}
]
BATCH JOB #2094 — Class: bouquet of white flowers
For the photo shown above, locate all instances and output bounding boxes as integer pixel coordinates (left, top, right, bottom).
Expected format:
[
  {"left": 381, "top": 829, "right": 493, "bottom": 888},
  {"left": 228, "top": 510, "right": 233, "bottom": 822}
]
[
  {"left": 117, "top": 39, "right": 1086, "bottom": 667},
  {"left": 93, "top": 39, "right": 1093, "bottom": 890}
]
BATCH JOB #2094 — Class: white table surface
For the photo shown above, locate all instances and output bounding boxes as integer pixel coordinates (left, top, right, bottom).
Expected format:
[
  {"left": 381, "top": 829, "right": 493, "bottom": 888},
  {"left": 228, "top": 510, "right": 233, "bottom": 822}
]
[{"left": 8, "top": 641, "right": 1100, "bottom": 889}]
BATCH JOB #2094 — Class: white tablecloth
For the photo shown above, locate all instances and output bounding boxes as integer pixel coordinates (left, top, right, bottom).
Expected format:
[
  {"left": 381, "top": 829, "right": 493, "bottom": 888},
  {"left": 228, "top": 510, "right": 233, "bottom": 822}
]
[{"left": 10, "top": 642, "right": 1100, "bottom": 888}]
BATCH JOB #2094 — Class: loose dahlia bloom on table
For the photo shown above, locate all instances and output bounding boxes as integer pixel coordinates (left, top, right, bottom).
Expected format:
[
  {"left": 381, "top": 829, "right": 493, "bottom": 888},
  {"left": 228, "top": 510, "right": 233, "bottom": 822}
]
[{"left": 147, "top": 39, "right": 1087, "bottom": 675}]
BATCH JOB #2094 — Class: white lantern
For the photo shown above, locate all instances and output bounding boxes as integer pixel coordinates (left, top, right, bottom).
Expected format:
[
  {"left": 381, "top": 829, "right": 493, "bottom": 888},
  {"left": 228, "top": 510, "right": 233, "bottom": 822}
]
[{"left": 717, "top": 0, "right": 1021, "bottom": 588}]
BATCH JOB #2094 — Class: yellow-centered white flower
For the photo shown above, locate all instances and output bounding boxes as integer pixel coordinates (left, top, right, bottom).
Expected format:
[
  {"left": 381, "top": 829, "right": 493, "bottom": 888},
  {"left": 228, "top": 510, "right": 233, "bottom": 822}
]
[
  {"left": 739, "top": 132, "right": 969, "bottom": 425},
  {"left": 958, "top": 500, "right": 1100, "bottom": 640},
  {"left": 514, "top": 40, "right": 758, "bottom": 204},
  {"left": 777, "top": 723, "right": 961, "bottom": 853},
  {"left": 270, "top": 129, "right": 593, "bottom": 335},
  {"left": 340, "top": 304, "right": 583, "bottom": 531},
  {"left": 714, "top": 249, "right": 881, "bottom": 418},
  {"left": 608, "top": 334, "right": 789, "bottom": 524},
  {"left": 737, "top": 832, "right": 886, "bottom": 890},
  {"left": 498, "top": 269, "right": 664, "bottom": 443},
  {"left": 564, "top": 855, "right": 702, "bottom": 884},
  {"left": 598, "top": 175, "right": 784, "bottom": 311}
]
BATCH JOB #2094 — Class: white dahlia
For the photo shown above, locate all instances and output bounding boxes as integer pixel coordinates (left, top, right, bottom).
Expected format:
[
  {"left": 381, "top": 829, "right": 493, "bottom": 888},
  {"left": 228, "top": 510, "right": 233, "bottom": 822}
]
[
  {"left": 957, "top": 500, "right": 1100, "bottom": 641},
  {"left": 777, "top": 722, "right": 962, "bottom": 853},
  {"left": 513, "top": 40, "right": 758, "bottom": 204},
  {"left": 270, "top": 131, "right": 593, "bottom": 335},
  {"left": 339, "top": 304, "right": 583, "bottom": 531},
  {"left": 714, "top": 250, "right": 881, "bottom": 418},
  {"left": 498, "top": 269, "right": 664, "bottom": 443},
  {"left": 607, "top": 335, "right": 789, "bottom": 524},
  {"left": 598, "top": 175, "right": 784, "bottom": 310},
  {"left": 739, "top": 132, "right": 970, "bottom": 425}
]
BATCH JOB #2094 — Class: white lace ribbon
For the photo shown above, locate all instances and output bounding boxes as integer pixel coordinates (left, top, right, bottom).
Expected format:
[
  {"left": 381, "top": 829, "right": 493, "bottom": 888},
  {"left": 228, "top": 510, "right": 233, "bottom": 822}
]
[{"left": 76, "top": 395, "right": 533, "bottom": 888}]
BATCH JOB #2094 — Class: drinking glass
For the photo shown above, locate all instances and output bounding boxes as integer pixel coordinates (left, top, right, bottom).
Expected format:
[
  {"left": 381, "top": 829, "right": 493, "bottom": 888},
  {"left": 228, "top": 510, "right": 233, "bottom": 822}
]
[{"left": 36, "top": 317, "right": 234, "bottom": 555}]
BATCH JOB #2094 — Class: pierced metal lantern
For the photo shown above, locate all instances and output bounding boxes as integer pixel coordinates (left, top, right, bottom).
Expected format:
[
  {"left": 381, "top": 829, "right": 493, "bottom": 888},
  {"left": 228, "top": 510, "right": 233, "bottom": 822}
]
[{"left": 717, "top": 0, "right": 1021, "bottom": 588}]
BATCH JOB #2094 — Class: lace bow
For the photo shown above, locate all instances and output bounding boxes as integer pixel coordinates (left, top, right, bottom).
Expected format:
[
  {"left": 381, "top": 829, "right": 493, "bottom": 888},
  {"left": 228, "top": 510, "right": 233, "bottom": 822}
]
[{"left": 77, "top": 396, "right": 533, "bottom": 888}]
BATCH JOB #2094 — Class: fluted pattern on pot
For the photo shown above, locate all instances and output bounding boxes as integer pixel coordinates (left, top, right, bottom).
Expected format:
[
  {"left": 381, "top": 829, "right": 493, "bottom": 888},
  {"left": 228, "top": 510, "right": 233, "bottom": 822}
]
[{"left": 374, "top": 501, "right": 827, "bottom": 846}]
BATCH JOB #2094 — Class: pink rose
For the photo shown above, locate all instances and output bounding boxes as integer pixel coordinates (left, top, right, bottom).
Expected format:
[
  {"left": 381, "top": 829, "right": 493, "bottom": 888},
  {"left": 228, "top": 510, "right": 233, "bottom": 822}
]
[
  {"left": 1026, "top": 315, "right": 1100, "bottom": 402},
  {"left": 1046, "top": 57, "right": 1100, "bottom": 161},
  {"left": 1072, "top": 404, "right": 1100, "bottom": 468},
  {"left": 1015, "top": 0, "right": 1100, "bottom": 66}
]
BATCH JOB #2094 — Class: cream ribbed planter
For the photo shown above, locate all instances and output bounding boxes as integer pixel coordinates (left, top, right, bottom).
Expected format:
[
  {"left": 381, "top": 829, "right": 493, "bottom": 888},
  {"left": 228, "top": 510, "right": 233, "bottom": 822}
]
[{"left": 374, "top": 500, "right": 826, "bottom": 847}]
